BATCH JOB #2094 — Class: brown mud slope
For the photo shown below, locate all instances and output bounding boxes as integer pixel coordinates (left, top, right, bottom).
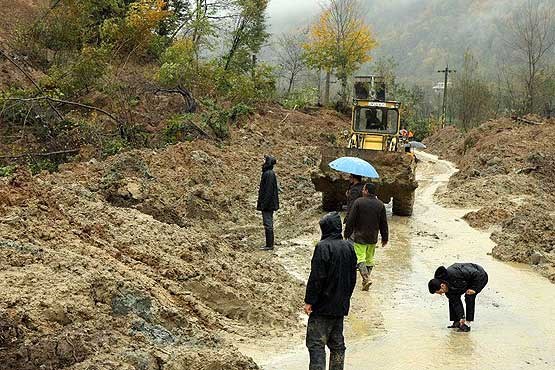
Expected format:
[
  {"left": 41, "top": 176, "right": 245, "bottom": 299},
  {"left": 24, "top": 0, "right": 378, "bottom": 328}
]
[
  {"left": 0, "top": 108, "right": 347, "bottom": 369},
  {"left": 0, "top": 1, "right": 47, "bottom": 87},
  {"left": 424, "top": 117, "right": 555, "bottom": 282}
]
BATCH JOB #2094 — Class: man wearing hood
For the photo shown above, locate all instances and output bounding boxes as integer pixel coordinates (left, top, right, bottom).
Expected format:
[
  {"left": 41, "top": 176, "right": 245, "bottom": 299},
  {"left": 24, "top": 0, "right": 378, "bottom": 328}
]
[
  {"left": 428, "top": 263, "right": 489, "bottom": 332},
  {"left": 257, "top": 155, "right": 279, "bottom": 251},
  {"left": 304, "top": 212, "right": 357, "bottom": 370}
]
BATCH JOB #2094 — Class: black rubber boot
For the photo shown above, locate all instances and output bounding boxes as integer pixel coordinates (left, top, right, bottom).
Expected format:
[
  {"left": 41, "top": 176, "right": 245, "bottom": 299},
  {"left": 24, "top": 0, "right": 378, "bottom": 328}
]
[
  {"left": 458, "top": 323, "right": 471, "bottom": 332},
  {"left": 260, "top": 229, "right": 274, "bottom": 251}
]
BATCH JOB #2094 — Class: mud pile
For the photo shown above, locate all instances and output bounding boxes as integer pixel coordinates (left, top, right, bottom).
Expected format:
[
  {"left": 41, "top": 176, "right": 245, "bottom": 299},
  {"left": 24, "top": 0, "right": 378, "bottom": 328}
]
[
  {"left": 425, "top": 117, "right": 555, "bottom": 282},
  {"left": 0, "top": 107, "right": 348, "bottom": 369}
]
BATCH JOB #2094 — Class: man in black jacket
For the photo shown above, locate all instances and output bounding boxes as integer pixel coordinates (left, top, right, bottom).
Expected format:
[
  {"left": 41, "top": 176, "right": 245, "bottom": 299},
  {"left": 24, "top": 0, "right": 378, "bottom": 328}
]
[
  {"left": 304, "top": 212, "right": 357, "bottom": 370},
  {"left": 344, "top": 174, "right": 363, "bottom": 223},
  {"left": 344, "top": 183, "right": 388, "bottom": 291},
  {"left": 428, "top": 263, "right": 489, "bottom": 332},
  {"left": 257, "top": 155, "right": 279, "bottom": 251}
]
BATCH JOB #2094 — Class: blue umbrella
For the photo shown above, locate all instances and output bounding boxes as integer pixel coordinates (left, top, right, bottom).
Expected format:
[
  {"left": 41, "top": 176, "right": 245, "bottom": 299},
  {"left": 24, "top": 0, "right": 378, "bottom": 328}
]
[{"left": 328, "top": 157, "right": 380, "bottom": 178}]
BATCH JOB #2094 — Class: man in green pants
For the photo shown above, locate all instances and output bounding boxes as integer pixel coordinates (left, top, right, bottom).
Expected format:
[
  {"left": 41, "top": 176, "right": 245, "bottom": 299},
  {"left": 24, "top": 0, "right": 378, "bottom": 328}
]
[{"left": 344, "top": 183, "right": 388, "bottom": 290}]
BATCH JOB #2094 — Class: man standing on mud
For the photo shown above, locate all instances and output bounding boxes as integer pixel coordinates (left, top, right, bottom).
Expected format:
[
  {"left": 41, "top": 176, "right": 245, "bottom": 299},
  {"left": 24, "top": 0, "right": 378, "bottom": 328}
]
[
  {"left": 344, "top": 174, "right": 363, "bottom": 223},
  {"left": 428, "top": 263, "right": 489, "bottom": 332},
  {"left": 344, "top": 183, "right": 388, "bottom": 290},
  {"left": 257, "top": 155, "right": 279, "bottom": 251},
  {"left": 304, "top": 212, "right": 357, "bottom": 370}
]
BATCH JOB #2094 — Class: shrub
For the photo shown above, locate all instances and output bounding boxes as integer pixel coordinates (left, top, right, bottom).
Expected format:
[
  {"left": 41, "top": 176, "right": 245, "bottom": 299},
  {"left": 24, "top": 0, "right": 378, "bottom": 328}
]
[
  {"left": 281, "top": 88, "right": 319, "bottom": 110},
  {"left": 229, "top": 103, "right": 254, "bottom": 121},
  {"left": 49, "top": 46, "right": 110, "bottom": 95},
  {"left": 103, "top": 138, "right": 129, "bottom": 157},
  {"left": 29, "top": 159, "right": 58, "bottom": 175},
  {"left": 0, "top": 165, "right": 17, "bottom": 177},
  {"left": 164, "top": 114, "right": 199, "bottom": 144}
]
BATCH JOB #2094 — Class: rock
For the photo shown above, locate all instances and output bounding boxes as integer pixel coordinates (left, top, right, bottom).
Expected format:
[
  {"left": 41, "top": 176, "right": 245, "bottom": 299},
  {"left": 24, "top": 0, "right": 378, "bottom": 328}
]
[
  {"left": 487, "top": 157, "right": 502, "bottom": 166},
  {"left": 116, "top": 186, "right": 131, "bottom": 198},
  {"left": 127, "top": 182, "right": 144, "bottom": 200},
  {"left": 131, "top": 320, "right": 175, "bottom": 345},
  {"left": 530, "top": 251, "right": 546, "bottom": 265},
  {"left": 112, "top": 290, "right": 153, "bottom": 321},
  {"left": 469, "top": 168, "right": 481, "bottom": 177}
]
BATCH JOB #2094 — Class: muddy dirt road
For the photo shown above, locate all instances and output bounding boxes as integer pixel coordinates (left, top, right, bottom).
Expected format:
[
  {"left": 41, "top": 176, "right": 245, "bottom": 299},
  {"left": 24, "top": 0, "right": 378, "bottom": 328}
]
[{"left": 242, "top": 152, "right": 555, "bottom": 370}]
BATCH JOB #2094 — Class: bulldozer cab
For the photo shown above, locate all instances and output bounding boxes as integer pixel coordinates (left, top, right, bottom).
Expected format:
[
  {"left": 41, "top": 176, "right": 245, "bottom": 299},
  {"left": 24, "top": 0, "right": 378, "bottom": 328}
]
[{"left": 348, "top": 76, "right": 401, "bottom": 151}]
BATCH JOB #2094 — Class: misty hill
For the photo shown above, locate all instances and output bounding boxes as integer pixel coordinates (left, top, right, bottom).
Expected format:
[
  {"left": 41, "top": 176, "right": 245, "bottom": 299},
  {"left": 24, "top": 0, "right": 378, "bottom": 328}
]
[
  {"left": 364, "top": 0, "right": 524, "bottom": 84},
  {"left": 267, "top": 0, "right": 527, "bottom": 85}
]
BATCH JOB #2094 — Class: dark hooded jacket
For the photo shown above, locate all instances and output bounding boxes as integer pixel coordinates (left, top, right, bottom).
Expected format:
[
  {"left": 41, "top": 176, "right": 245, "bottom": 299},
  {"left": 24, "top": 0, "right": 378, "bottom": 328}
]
[
  {"left": 257, "top": 156, "right": 279, "bottom": 211},
  {"left": 434, "top": 263, "right": 489, "bottom": 298},
  {"left": 305, "top": 212, "right": 357, "bottom": 317}
]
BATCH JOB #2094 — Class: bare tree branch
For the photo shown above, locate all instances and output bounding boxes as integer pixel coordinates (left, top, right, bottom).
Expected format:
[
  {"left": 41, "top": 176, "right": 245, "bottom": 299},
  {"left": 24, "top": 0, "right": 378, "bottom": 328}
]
[
  {"left": 3, "top": 96, "right": 121, "bottom": 125},
  {"left": 0, "top": 47, "right": 65, "bottom": 122},
  {"left": 0, "top": 148, "right": 79, "bottom": 160}
]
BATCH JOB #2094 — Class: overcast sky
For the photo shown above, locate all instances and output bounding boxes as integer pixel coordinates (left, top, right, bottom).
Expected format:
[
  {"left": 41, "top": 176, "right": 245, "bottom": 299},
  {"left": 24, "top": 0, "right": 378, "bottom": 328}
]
[{"left": 266, "top": 0, "right": 321, "bottom": 32}]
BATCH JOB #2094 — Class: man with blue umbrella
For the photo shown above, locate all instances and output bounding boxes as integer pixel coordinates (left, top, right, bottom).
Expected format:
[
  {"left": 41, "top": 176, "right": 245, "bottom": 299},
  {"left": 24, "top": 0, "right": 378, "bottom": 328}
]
[
  {"left": 344, "top": 183, "right": 388, "bottom": 290},
  {"left": 344, "top": 174, "right": 363, "bottom": 223}
]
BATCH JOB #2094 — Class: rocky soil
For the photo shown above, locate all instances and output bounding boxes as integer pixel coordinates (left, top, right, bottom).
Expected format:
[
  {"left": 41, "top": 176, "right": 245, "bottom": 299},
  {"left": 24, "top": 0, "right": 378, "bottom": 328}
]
[
  {"left": 0, "top": 107, "right": 348, "bottom": 369},
  {"left": 424, "top": 116, "right": 555, "bottom": 282}
]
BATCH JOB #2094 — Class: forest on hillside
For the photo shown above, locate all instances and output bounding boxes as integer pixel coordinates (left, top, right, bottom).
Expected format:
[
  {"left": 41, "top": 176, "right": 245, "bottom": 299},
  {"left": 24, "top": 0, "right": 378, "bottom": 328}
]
[
  {"left": 269, "top": 0, "right": 555, "bottom": 131},
  {"left": 0, "top": 0, "right": 554, "bottom": 175}
]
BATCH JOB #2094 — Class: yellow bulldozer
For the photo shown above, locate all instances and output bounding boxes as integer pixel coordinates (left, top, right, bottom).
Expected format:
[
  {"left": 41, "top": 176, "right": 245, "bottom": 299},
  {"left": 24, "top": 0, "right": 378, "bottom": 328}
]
[{"left": 311, "top": 76, "right": 418, "bottom": 216}]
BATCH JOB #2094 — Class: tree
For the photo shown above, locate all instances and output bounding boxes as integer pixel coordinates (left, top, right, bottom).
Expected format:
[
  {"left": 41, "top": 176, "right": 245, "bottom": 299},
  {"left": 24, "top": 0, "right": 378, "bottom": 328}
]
[
  {"left": 223, "top": 0, "right": 269, "bottom": 72},
  {"left": 276, "top": 31, "right": 306, "bottom": 95},
  {"left": 303, "top": 0, "right": 376, "bottom": 105},
  {"left": 450, "top": 51, "right": 492, "bottom": 130},
  {"left": 502, "top": 0, "right": 555, "bottom": 113}
]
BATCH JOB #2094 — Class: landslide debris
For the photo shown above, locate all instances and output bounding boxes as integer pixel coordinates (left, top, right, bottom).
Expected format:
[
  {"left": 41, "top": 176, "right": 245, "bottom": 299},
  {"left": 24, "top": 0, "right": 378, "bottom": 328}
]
[
  {"left": 0, "top": 107, "right": 348, "bottom": 369},
  {"left": 425, "top": 116, "right": 555, "bottom": 282}
]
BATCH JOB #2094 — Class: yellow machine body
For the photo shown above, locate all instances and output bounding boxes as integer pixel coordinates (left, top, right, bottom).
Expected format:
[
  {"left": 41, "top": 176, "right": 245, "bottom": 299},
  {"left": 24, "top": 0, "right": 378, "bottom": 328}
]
[{"left": 348, "top": 100, "right": 402, "bottom": 152}]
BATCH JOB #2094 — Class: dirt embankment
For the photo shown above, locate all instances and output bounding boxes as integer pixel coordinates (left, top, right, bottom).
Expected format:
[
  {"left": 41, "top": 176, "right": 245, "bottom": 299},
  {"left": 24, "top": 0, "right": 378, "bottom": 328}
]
[
  {"left": 424, "top": 117, "right": 555, "bottom": 282},
  {"left": 0, "top": 107, "right": 348, "bottom": 369}
]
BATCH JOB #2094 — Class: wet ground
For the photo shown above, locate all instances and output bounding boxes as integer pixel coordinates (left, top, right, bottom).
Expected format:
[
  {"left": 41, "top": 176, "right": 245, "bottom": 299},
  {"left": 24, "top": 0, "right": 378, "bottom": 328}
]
[{"left": 242, "top": 152, "right": 555, "bottom": 369}]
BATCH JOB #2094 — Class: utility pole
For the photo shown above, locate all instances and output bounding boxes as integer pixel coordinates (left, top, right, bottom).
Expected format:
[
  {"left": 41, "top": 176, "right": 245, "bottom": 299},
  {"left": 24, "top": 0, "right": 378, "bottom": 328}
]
[{"left": 437, "top": 64, "right": 456, "bottom": 128}]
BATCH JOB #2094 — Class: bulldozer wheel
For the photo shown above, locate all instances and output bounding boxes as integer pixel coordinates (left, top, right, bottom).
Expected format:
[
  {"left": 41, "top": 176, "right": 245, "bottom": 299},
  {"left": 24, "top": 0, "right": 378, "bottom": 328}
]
[
  {"left": 392, "top": 191, "right": 415, "bottom": 216},
  {"left": 322, "top": 192, "right": 343, "bottom": 212}
]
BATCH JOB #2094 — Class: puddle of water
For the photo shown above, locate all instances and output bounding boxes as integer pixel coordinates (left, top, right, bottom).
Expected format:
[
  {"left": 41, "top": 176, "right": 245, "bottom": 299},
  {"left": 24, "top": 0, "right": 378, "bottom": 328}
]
[{"left": 243, "top": 152, "right": 555, "bottom": 370}]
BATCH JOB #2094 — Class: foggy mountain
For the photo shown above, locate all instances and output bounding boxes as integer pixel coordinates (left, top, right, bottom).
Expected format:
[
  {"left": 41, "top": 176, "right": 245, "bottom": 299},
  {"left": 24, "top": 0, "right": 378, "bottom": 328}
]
[{"left": 266, "top": 0, "right": 526, "bottom": 85}]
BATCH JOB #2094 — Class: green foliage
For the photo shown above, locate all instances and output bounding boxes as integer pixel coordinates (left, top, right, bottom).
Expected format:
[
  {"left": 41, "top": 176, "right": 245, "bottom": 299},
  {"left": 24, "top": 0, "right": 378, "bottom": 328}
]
[
  {"left": 103, "top": 137, "right": 129, "bottom": 157},
  {"left": 281, "top": 88, "right": 319, "bottom": 109},
  {"left": 449, "top": 51, "right": 493, "bottom": 131},
  {"left": 200, "top": 100, "right": 232, "bottom": 139},
  {"left": 0, "top": 165, "right": 17, "bottom": 177},
  {"left": 29, "top": 159, "right": 58, "bottom": 175},
  {"left": 216, "top": 63, "right": 276, "bottom": 104},
  {"left": 49, "top": 46, "right": 110, "bottom": 95},
  {"left": 158, "top": 38, "right": 197, "bottom": 87},
  {"left": 158, "top": 0, "right": 191, "bottom": 36},
  {"left": 164, "top": 113, "right": 198, "bottom": 144},
  {"left": 229, "top": 103, "right": 254, "bottom": 121},
  {"left": 406, "top": 119, "right": 432, "bottom": 142},
  {"left": 224, "top": 0, "right": 270, "bottom": 71},
  {"left": 164, "top": 101, "right": 254, "bottom": 142},
  {"left": 22, "top": 0, "right": 170, "bottom": 96}
]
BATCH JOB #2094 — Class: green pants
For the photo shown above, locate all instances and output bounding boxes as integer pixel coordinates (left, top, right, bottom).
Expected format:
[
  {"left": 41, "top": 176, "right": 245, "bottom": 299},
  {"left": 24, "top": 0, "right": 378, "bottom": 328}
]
[{"left": 353, "top": 243, "right": 376, "bottom": 266}]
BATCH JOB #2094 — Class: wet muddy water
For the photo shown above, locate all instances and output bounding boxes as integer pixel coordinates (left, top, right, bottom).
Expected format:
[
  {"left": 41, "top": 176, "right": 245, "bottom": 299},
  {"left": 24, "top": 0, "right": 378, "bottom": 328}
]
[{"left": 243, "top": 152, "right": 555, "bottom": 370}]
